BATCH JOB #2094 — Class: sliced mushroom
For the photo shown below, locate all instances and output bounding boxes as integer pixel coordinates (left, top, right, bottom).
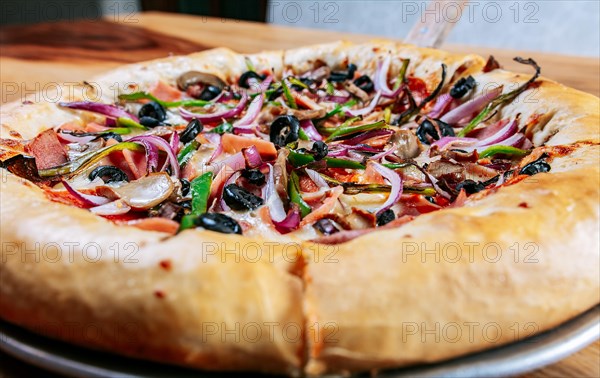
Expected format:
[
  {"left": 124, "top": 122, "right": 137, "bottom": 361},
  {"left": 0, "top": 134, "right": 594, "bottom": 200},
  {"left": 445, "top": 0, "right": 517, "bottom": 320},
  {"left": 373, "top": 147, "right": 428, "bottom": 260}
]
[
  {"left": 391, "top": 130, "right": 421, "bottom": 159},
  {"left": 177, "top": 71, "right": 226, "bottom": 91},
  {"left": 98, "top": 172, "right": 175, "bottom": 210}
]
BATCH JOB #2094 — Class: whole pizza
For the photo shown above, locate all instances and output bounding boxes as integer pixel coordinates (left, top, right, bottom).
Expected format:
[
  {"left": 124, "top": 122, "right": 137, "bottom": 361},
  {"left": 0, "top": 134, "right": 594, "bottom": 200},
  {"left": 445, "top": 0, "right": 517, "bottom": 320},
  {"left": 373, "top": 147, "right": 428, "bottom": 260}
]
[{"left": 1, "top": 41, "right": 598, "bottom": 376}]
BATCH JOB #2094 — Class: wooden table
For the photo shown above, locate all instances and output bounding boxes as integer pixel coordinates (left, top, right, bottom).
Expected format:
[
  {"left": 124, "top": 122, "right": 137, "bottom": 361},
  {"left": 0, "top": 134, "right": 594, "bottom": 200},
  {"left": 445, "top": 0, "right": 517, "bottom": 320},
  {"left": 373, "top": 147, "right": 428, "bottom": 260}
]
[{"left": 0, "top": 11, "right": 598, "bottom": 377}]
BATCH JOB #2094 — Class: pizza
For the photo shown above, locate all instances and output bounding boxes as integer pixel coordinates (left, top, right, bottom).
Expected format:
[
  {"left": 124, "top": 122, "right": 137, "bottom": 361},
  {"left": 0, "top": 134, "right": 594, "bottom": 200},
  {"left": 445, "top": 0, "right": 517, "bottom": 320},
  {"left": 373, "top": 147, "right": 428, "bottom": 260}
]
[{"left": 1, "top": 41, "right": 598, "bottom": 376}]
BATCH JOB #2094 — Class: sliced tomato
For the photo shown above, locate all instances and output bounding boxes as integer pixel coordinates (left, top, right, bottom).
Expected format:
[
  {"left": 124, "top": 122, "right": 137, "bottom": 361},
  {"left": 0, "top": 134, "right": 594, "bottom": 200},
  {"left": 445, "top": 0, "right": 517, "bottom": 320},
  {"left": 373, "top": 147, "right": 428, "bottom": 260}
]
[
  {"left": 299, "top": 173, "right": 319, "bottom": 192},
  {"left": 221, "top": 133, "right": 277, "bottom": 159},
  {"left": 407, "top": 77, "right": 429, "bottom": 104},
  {"left": 85, "top": 122, "right": 111, "bottom": 133},
  {"left": 149, "top": 80, "right": 181, "bottom": 102}
]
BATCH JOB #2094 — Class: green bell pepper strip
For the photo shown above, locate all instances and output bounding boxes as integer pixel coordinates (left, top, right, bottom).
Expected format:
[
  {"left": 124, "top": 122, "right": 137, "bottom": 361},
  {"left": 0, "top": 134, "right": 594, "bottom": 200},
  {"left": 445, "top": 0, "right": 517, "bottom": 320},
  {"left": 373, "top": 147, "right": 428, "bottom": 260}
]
[
  {"left": 288, "top": 150, "right": 366, "bottom": 170},
  {"left": 208, "top": 122, "right": 233, "bottom": 135},
  {"left": 326, "top": 81, "right": 335, "bottom": 95},
  {"left": 118, "top": 92, "right": 210, "bottom": 108},
  {"left": 244, "top": 57, "right": 256, "bottom": 72},
  {"left": 298, "top": 128, "right": 310, "bottom": 141},
  {"left": 323, "top": 157, "right": 365, "bottom": 170},
  {"left": 318, "top": 98, "right": 358, "bottom": 121},
  {"left": 288, "top": 77, "right": 309, "bottom": 90},
  {"left": 116, "top": 117, "right": 147, "bottom": 130},
  {"left": 478, "top": 145, "right": 528, "bottom": 159},
  {"left": 325, "top": 120, "right": 387, "bottom": 141},
  {"left": 457, "top": 58, "right": 541, "bottom": 137},
  {"left": 393, "top": 58, "right": 410, "bottom": 90},
  {"left": 281, "top": 79, "right": 297, "bottom": 109},
  {"left": 38, "top": 142, "right": 144, "bottom": 177},
  {"left": 288, "top": 171, "right": 311, "bottom": 218},
  {"left": 288, "top": 149, "right": 316, "bottom": 167},
  {"left": 177, "top": 140, "right": 200, "bottom": 166},
  {"left": 179, "top": 172, "right": 213, "bottom": 232},
  {"left": 101, "top": 127, "right": 134, "bottom": 135},
  {"left": 382, "top": 162, "right": 412, "bottom": 170}
]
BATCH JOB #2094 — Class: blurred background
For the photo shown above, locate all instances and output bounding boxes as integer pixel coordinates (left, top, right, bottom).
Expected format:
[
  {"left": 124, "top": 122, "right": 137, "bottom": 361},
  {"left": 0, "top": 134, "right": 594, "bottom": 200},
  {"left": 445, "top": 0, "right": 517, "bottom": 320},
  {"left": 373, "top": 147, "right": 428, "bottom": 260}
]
[{"left": 1, "top": 0, "right": 598, "bottom": 57}]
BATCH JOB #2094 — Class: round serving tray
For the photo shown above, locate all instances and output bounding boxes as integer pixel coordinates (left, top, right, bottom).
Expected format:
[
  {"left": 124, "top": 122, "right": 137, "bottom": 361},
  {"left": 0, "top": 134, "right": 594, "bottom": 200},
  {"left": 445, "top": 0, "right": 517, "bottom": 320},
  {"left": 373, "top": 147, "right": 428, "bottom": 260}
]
[{"left": 1, "top": 305, "right": 598, "bottom": 378}]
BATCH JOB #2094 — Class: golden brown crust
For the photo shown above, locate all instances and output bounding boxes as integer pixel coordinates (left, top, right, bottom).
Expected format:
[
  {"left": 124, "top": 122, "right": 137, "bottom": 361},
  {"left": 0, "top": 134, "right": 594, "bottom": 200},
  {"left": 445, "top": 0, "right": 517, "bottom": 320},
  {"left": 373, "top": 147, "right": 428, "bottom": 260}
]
[{"left": 0, "top": 41, "right": 598, "bottom": 376}]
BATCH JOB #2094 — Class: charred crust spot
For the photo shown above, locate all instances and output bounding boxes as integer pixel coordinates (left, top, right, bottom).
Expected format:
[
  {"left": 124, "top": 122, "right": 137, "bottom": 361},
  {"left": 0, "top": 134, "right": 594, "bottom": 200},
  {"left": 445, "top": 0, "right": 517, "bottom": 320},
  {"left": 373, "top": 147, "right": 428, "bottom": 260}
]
[
  {"left": 154, "top": 290, "right": 165, "bottom": 299},
  {"left": 159, "top": 259, "right": 172, "bottom": 271},
  {"left": 518, "top": 202, "right": 529, "bottom": 208},
  {"left": 9, "top": 130, "right": 22, "bottom": 138}
]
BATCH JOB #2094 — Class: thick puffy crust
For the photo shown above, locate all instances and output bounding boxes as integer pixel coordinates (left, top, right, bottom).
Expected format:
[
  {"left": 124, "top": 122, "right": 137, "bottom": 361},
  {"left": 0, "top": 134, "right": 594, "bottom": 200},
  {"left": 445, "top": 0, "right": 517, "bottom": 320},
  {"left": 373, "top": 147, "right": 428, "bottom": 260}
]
[
  {"left": 0, "top": 172, "right": 304, "bottom": 375},
  {"left": 303, "top": 145, "right": 600, "bottom": 375},
  {"left": 0, "top": 41, "right": 599, "bottom": 376}
]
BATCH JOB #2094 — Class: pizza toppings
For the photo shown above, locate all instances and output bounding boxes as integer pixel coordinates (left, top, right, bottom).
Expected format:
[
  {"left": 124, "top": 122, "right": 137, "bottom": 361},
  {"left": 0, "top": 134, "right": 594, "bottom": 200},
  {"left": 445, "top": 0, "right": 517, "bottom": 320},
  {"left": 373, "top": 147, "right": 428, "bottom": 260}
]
[{"left": 1, "top": 54, "right": 556, "bottom": 241}]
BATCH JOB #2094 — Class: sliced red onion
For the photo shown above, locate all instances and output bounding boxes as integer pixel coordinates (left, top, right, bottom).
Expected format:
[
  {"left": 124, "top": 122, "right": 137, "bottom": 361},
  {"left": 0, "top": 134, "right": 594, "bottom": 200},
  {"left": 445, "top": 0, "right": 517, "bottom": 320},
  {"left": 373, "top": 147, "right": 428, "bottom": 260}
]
[
  {"left": 323, "top": 95, "right": 351, "bottom": 104},
  {"left": 344, "top": 91, "right": 382, "bottom": 117},
  {"left": 89, "top": 200, "right": 131, "bottom": 216},
  {"left": 441, "top": 86, "right": 503, "bottom": 125},
  {"left": 168, "top": 131, "right": 180, "bottom": 153},
  {"left": 128, "top": 135, "right": 179, "bottom": 177},
  {"left": 59, "top": 101, "right": 139, "bottom": 122},
  {"left": 179, "top": 92, "right": 249, "bottom": 123},
  {"left": 369, "top": 145, "right": 397, "bottom": 161},
  {"left": 247, "top": 76, "right": 273, "bottom": 95},
  {"left": 374, "top": 55, "right": 403, "bottom": 98},
  {"left": 234, "top": 93, "right": 263, "bottom": 127},
  {"left": 343, "top": 129, "right": 394, "bottom": 146},
  {"left": 300, "top": 119, "right": 323, "bottom": 141},
  {"left": 431, "top": 136, "right": 478, "bottom": 151},
  {"left": 475, "top": 118, "right": 518, "bottom": 146},
  {"left": 242, "top": 145, "right": 263, "bottom": 168},
  {"left": 370, "top": 162, "right": 403, "bottom": 215},
  {"left": 205, "top": 133, "right": 224, "bottom": 163},
  {"left": 272, "top": 206, "right": 301, "bottom": 234},
  {"left": 233, "top": 125, "right": 257, "bottom": 135},
  {"left": 61, "top": 179, "right": 111, "bottom": 207},
  {"left": 346, "top": 150, "right": 365, "bottom": 161},
  {"left": 264, "top": 164, "right": 286, "bottom": 222},
  {"left": 305, "top": 168, "right": 329, "bottom": 189},
  {"left": 521, "top": 137, "right": 533, "bottom": 150},
  {"left": 427, "top": 93, "right": 453, "bottom": 119},
  {"left": 133, "top": 140, "right": 159, "bottom": 173},
  {"left": 57, "top": 132, "right": 96, "bottom": 144}
]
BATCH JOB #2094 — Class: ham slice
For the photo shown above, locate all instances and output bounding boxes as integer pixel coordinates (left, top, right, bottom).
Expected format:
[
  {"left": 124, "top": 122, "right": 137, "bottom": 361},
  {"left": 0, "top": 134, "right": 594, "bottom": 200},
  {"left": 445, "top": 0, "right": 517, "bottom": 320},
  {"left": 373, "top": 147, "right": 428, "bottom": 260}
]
[{"left": 25, "top": 129, "right": 67, "bottom": 170}]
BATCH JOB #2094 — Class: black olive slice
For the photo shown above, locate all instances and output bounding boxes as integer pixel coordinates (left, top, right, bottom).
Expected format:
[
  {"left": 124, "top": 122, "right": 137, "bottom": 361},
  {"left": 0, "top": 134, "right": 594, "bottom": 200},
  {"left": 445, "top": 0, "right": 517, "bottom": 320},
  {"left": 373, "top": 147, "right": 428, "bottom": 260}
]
[
  {"left": 270, "top": 115, "right": 300, "bottom": 147},
  {"left": 180, "top": 178, "right": 190, "bottom": 196},
  {"left": 520, "top": 157, "right": 551, "bottom": 176},
  {"left": 194, "top": 213, "right": 242, "bottom": 234},
  {"left": 353, "top": 75, "right": 374, "bottom": 92},
  {"left": 89, "top": 165, "right": 129, "bottom": 183},
  {"left": 416, "top": 119, "right": 454, "bottom": 145},
  {"left": 311, "top": 141, "right": 328, "bottom": 161},
  {"left": 223, "top": 184, "right": 264, "bottom": 211},
  {"left": 238, "top": 71, "right": 266, "bottom": 88},
  {"left": 199, "top": 85, "right": 222, "bottom": 101},
  {"left": 376, "top": 209, "right": 396, "bottom": 226},
  {"left": 139, "top": 116, "right": 161, "bottom": 128},
  {"left": 450, "top": 76, "right": 476, "bottom": 99},
  {"left": 138, "top": 101, "right": 167, "bottom": 122},
  {"left": 455, "top": 179, "right": 486, "bottom": 194},
  {"left": 180, "top": 119, "right": 204, "bottom": 144},
  {"left": 329, "top": 63, "right": 357, "bottom": 82},
  {"left": 241, "top": 169, "right": 266, "bottom": 186}
]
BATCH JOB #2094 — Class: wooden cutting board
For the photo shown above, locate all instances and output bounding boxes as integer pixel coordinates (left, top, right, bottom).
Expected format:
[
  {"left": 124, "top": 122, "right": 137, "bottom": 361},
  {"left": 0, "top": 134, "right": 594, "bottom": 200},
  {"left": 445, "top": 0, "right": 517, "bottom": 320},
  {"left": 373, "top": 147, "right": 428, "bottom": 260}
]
[{"left": 0, "top": 11, "right": 598, "bottom": 378}]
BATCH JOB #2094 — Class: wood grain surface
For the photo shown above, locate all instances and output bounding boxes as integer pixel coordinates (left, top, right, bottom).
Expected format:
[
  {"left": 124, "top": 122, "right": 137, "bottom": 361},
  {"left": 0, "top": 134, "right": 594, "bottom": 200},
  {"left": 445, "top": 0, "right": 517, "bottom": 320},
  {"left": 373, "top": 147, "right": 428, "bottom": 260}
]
[{"left": 0, "top": 11, "right": 598, "bottom": 378}]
